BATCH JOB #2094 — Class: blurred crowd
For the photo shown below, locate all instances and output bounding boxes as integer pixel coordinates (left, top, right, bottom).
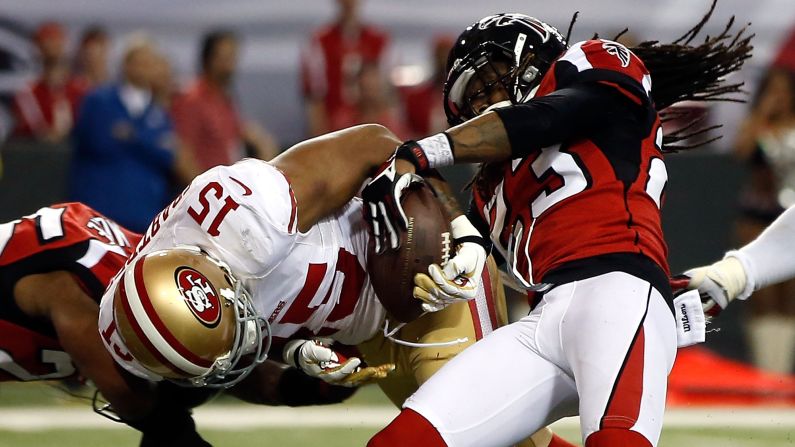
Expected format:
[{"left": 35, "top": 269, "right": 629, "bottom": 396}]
[
  {"left": 1, "top": 0, "right": 794, "bottom": 373},
  {"left": 1, "top": 0, "right": 452, "bottom": 234},
  {"left": 733, "top": 29, "right": 795, "bottom": 374},
  {"left": 5, "top": 21, "right": 290, "bottom": 232}
]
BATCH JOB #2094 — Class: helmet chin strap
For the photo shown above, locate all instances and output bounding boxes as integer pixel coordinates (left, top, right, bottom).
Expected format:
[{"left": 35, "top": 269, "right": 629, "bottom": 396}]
[{"left": 523, "top": 84, "right": 541, "bottom": 102}]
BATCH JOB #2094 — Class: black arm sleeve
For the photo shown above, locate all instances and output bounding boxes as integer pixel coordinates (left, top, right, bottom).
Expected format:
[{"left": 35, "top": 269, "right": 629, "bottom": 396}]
[
  {"left": 493, "top": 83, "right": 641, "bottom": 158},
  {"left": 127, "top": 382, "right": 218, "bottom": 447}
]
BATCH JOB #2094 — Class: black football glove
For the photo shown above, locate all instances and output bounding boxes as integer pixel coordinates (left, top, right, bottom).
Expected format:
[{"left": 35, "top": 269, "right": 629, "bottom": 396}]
[{"left": 361, "top": 157, "right": 423, "bottom": 254}]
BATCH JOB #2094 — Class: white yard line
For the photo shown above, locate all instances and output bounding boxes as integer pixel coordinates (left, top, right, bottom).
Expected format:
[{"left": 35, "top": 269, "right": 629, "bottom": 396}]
[{"left": 0, "top": 406, "right": 791, "bottom": 431}]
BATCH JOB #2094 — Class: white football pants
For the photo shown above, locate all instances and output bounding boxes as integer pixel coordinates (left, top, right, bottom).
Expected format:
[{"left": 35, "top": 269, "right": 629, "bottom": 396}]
[{"left": 404, "top": 271, "right": 677, "bottom": 446}]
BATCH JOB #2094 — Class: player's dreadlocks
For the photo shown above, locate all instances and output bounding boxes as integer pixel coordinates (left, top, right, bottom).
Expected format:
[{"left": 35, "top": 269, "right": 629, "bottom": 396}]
[{"left": 629, "top": 0, "right": 754, "bottom": 151}]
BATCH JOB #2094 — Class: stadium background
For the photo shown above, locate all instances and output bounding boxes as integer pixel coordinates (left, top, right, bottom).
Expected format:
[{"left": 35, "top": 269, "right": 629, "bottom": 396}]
[{"left": 0, "top": 0, "right": 793, "bottom": 445}]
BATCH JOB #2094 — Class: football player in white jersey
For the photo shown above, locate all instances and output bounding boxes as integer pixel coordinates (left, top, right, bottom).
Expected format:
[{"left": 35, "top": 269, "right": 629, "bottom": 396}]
[
  {"left": 98, "top": 124, "right": 409, "bottom": 387},
  {"left": 0, "top": 202, "right": 359, "bottom": 447},
  {"left": 98, "top": 122, "right": 574, "bottom": 447},
  {"left": 96, "top": 122, "right": 501, "bottom": 396},
  {"left": 680, "top": 204, "right": 795, "bottom": 375}
]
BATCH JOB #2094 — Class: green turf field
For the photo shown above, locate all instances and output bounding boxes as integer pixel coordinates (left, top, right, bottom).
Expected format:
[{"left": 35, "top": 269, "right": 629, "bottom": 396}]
[
  {"left": 0, "top": 382, "right": 792, "bottom": 446},
  {"left": 0, "top": 426, "right": 792, "bottom": 447}
]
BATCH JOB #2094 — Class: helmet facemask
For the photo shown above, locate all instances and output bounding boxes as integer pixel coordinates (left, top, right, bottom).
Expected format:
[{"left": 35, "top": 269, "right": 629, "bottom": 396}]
[
  {"left": 443, "top": 13, "right": 568, "bottom": 126},
  {"left": 445, "top": 43, "right": 545, "bottom": 125}
]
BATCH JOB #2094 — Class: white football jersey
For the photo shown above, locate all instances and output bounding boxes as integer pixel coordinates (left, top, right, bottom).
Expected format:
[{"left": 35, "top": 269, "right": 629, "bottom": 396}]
[{"left": 99, "top": 159, "right": 384, "bottom": 380}]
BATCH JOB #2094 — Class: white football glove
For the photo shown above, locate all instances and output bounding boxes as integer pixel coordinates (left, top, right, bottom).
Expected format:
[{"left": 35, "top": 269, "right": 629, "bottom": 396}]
[
  {"left": 413, "top": 215, "right": 489, "bottom": 312},
  {"left": 283, "top": 339, "right": 394, "bottom": 387},
  {"left": 683, "top": 256, "right": 748, "bottom": 316}
]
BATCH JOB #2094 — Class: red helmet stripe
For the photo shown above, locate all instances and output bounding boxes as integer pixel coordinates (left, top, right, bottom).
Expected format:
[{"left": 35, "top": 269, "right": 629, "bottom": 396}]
[
  {"left": 118, "top": 276, "right": 193, "bottom": 377},
  {"left": 133, "top": 259, "right": 215, "bottom": 368}
]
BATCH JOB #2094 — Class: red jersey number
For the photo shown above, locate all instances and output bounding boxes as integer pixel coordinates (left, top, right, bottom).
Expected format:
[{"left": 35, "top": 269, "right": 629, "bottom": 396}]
[
  {"left": 188, "top": 182, "right": 241, "bottom": 237},
  {"left": 277, "top": 248, "right": 365, "bottom": 326}
]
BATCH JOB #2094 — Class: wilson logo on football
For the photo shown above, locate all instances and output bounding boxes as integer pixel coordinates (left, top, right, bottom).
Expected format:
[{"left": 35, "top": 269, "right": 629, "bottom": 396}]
[{"left": 175, "top": 267, "right": 222, "bottom": 328}]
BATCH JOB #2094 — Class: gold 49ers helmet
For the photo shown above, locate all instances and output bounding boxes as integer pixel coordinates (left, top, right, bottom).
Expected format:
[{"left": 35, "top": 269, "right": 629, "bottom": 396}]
[{"left": 112, "top": 246, "right": 270, "bottom": 388}]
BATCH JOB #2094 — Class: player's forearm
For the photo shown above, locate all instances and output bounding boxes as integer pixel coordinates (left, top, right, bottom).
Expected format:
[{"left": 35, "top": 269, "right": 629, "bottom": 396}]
[
  {"left": 731, "top": 205, "right": 795, "bottom": 293},
  {"left": 271, "top": 124, "right": 401, "bottom": 230},
  {"left": 53, "top": 297, "right": 156, "bottom": 419},
  {"left": 445, "top": 112, "right": 513, "bottom": 163},
  {"left": 410, "top": 85, "right": 611, "bottom": 169},
  {"left": 13, "top": 272, "right": 155, "bottom": 419}
]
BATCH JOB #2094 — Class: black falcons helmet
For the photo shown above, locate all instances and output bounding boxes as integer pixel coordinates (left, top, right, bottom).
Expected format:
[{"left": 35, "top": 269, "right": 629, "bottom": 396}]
[{"left": 443, "top": 13, "right": 568, "bottom": 125}]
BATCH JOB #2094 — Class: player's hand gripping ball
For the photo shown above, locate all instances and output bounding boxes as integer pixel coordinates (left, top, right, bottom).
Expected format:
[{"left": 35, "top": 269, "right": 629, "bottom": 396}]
[{"left": 367, "top": 182, "right": 453, "bottom": 322}]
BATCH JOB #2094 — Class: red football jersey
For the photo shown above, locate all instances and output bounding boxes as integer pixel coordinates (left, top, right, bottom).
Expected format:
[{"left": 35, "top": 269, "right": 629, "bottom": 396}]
[
  {"left": 300, "top": 23, "right": 389, "bottom": 128},
  {"left": 0, "top": 203, "right": 140, "bottom": 381},
  {"left": 473, "top": 40, "right": 669, "bottom": 289}
]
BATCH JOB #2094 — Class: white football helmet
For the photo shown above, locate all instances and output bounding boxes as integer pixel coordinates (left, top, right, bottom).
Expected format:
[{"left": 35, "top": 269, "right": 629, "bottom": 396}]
[{"left": 110, "top": 246, "right": 270, "bottom": 388}]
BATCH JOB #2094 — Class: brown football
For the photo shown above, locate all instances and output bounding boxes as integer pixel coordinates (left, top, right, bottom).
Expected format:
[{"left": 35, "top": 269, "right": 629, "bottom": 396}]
[{"left": 367, "top": 182, "right": 452, "bottom": 323}]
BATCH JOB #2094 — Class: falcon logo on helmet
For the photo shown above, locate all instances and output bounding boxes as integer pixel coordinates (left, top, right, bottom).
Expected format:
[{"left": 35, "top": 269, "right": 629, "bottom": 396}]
[
  {"left": 603, "top": 41, "right": 631, "bottom": 68},
  {"left": 176, "top": 267, "right": 222, "bottom": 328},
  {"left": 110, "top": 246, "right": 270, "bottom": 388}
]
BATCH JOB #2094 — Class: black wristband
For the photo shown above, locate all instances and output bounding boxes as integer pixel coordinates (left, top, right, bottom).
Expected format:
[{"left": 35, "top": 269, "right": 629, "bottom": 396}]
[
  {"left": 292, "top": 343, "right": 302, "bottom": 369},
  {"left": 395, "top": 140, "right": 430, "bottom": 172},
  {"left": 454, "top": 235, "right": 493, "bottom": 254}
]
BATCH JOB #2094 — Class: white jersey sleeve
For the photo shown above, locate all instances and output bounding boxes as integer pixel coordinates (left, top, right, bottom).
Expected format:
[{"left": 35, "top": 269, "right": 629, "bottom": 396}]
[{"left": 728, "top": 205, "right": 795, "bottom": 298}]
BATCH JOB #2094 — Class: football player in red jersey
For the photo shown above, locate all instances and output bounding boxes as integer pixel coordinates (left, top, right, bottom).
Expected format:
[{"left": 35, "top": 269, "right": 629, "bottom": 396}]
[
  {"left": 366, "top": 9, "right": 752, "bottom": 447},
  {"left": 0, "top": 202, "right": 209, "bottom": 444},
  {"left": 0, "top": 202, "right": 359, "bottom": 446}
]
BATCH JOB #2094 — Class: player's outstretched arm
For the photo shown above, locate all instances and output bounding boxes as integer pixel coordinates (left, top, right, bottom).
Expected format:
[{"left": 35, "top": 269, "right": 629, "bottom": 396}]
[
  {"left": 685, "top": 205, "right": 795, "bottom": 313},
  {"left": 735, "top": 205, "right": 795, "bottom": 289},
  {"left": 395, "top": 84, "right": 617, "bottom": 171},
  {"left": 13, "top": 271, "right": 156, "bottom": 420},
  {"left": 270, "top": 124, "right": 405, "bottom": 232},
  {"left": 16, "top": 271, "right": 212, "bottom": 445}
]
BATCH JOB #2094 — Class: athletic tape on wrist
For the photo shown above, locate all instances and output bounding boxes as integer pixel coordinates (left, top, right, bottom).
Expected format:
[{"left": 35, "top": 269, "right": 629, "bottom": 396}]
[
  {"left": 417, "top": 133, "right": 455, "bottom": 168},
  {"left": 723, "top": 251, "right": 755, "bottom": 300}
]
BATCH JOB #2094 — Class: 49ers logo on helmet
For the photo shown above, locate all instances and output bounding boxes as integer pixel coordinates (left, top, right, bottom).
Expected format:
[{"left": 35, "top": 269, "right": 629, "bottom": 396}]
[{"left": 175, "top": 267, "right": 222, "bottom": 328}]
